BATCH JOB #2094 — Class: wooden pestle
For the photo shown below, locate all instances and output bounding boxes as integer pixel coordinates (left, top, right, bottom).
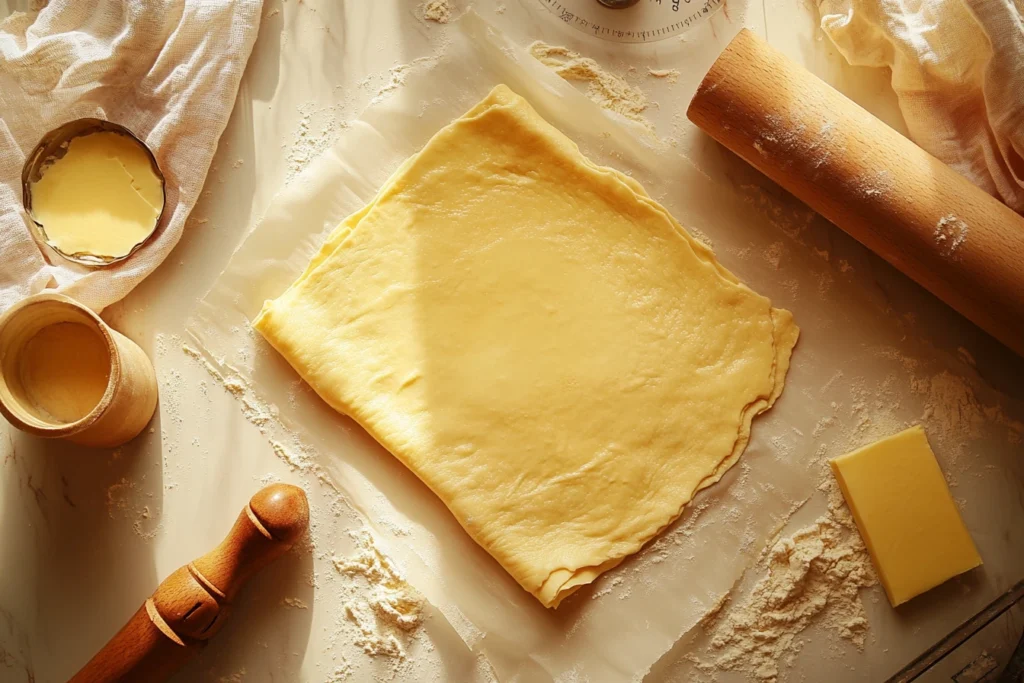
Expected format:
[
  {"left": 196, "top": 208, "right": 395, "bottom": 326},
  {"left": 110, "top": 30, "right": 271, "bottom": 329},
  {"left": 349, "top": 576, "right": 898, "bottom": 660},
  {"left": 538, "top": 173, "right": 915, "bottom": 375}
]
[
  {"left": 70, "top": 484, "right": 310, "bottom": 683},
  {"left": 687, "top": 29, "right": 1024, "bottom": 358}
]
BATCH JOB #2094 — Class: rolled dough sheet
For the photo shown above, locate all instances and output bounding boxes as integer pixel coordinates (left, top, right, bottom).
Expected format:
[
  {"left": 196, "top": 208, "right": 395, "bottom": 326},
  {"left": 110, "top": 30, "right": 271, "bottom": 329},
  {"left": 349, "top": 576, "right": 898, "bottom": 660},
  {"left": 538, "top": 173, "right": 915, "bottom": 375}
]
[{"left": 254, "top": 85, "right": 799, "bottom": 608}]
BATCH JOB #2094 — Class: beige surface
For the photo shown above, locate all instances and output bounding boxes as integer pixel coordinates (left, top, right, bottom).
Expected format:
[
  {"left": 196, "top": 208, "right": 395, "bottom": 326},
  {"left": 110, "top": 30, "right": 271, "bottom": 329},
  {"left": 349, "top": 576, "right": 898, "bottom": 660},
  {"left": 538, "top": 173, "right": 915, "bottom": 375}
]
[
  {"left": 254, "top": 84, "right": 797, "bottom": 608},
  {"left": 30, "top": 132, "right": 163, "bottom": 259},
  {"left": 831, "top": 425, "right": 982, "bottom": 607},
  {"left": 0, "top": 1, "right": 1020, "bottom": 682}
]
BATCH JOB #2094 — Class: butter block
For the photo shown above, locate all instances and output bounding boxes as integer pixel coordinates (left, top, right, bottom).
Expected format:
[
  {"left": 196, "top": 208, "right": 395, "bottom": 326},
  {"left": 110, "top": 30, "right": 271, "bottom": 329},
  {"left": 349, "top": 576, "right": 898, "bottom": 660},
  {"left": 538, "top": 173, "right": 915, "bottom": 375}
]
[
  {"left": 31, "top": 131, "right": 163, "bottom": 259},
  {"left": 830, "top": 425, "right": 981, "bottom": 607}
]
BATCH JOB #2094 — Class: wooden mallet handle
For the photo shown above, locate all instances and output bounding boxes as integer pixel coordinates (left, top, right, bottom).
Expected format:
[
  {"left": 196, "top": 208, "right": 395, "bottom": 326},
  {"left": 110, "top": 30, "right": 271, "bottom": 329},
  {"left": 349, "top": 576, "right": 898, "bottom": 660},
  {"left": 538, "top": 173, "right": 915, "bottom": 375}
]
[
  {"left": 70, "top": 483, "right": 310, "bottom": 683},
  {"left": 687, "top": 29, "right": 1024, "bottom": 358}
]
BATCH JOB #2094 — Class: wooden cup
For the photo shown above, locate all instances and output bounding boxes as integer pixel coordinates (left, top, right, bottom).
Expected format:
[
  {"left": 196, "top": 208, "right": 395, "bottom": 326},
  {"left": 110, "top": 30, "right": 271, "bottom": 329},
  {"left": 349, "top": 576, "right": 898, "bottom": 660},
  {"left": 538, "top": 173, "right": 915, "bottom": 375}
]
[{"left": 0, "top": 292, "right": 158, "bottom": 447}]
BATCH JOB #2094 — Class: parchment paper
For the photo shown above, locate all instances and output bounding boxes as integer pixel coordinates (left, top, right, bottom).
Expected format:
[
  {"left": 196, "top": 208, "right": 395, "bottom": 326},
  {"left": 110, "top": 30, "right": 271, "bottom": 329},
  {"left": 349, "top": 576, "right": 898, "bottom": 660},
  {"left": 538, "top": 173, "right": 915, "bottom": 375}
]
[{"left": 186, "top": 11, "right": 1024, "bottom": 682}]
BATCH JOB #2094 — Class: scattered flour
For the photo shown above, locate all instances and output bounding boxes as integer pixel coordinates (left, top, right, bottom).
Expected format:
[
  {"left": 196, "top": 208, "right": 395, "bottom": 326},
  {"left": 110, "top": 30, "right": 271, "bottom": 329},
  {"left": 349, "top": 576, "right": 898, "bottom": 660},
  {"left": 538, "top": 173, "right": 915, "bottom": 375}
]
[
  {"left": 281, "top": 597, "right": 309, "bottom": 610},
  {"left": 856, "top": 169, "right": 893, "bottom": 198},
  {"left": 647, "top": 68, "right": 680, "bottom": 83},
  {"left": 696, "top": 489, "right": 876, "bottom": 683},
  {"left": 911, "top": 370, "right": 1024, "bottom": 456},
  {"left": 333, "top": 529, "right": 424, "bottom": 658},
  {"left": 528, "top": 42, "right": 651, "bottom": 126},
  {"left": 106, "top": 477, "right": 136, "bottom": 518},
  {"left": 698, "top": 591, "right": 731, "bottom": 630},
  {"left": 325, "top": 661, "right": 353, "bottom": 682},
  {"left": 105, "top": 477, "right": 159, "bottom": 539},
  {"left": 183, "top": 344, "right": 273, "bottom": 429},
  {"left": 764, "top": 241, "right": 784, "bottom": 269},
  {"left": 934, "top": 214, "right": 969, "bottom": 259},
  {"left": 286, "top": 102, "right": 350, "bottom": 185},
  {"left": 180, "top": 343, "right": 341, "bottom": 492},
  {"left": 701, "top": 358, "right": 1019, "bottom": 681},
  {"left": 271, "top": 440, "right": 312, "bottom": 472},
  {"left": 590, "top": 575, "right": 625, "bottom": 600},
  {"left": 368, "top": 56, "right": 437, "bottom": 106},
  {"left": 422, "top": 0, "right": 451, "bottom": 23},
  {"left": 739, "top": 183, "right": 817, "bottom": 240}
]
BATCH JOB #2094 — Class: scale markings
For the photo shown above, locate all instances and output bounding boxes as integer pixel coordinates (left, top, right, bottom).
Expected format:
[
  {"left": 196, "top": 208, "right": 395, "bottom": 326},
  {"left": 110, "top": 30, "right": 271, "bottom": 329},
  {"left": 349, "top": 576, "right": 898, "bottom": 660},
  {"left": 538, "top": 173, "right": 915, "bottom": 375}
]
[{"left": 537, "top": 0, "right": 723, "bottom": 43}]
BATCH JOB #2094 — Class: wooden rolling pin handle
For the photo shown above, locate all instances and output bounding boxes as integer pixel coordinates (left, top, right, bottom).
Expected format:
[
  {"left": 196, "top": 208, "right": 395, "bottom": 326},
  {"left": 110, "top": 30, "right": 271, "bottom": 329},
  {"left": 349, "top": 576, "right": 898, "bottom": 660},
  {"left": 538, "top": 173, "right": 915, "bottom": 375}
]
[
  {"left": 687, "top": 29, "right": 1024, "bottom": 358},
  {"left": 69, "top": 484, "right": 310, "bottom": 683}
]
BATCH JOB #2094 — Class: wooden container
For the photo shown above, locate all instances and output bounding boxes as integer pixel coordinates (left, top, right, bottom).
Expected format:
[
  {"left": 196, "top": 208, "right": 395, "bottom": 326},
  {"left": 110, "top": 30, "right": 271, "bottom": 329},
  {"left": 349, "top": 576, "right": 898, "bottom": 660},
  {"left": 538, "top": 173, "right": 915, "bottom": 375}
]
[{"left": 0, "top": 292, "right": 158, "bottom": 447}]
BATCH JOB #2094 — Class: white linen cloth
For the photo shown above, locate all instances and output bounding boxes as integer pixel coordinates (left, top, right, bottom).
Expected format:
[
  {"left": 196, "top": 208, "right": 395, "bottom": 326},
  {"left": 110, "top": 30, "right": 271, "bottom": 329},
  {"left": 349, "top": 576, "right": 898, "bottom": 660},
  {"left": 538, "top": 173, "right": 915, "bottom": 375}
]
[
  {"left": 820, "top": 0, "right": 1024, "bottom": 213},
  {"left": 0, "top": 0, "right": 263, "bottom": 313}
]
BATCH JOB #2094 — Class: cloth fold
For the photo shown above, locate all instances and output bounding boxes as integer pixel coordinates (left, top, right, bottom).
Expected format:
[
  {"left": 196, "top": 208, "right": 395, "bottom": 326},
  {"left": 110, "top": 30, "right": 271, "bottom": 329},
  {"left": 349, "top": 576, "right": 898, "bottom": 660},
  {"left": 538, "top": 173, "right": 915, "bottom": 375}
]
[
  {"left": 819, "top": 0, "right": 1024, "bottom": 213},
  {"left": 0, "top": 0, "right": 263, "bottom": 313}
]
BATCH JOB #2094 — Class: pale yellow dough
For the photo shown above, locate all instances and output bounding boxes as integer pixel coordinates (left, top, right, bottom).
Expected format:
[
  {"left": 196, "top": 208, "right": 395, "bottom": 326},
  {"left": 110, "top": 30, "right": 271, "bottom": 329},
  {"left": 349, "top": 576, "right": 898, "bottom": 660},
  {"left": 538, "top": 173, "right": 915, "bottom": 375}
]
[{"left": 255, "top": 86, "right": 799, "bottom": 608}]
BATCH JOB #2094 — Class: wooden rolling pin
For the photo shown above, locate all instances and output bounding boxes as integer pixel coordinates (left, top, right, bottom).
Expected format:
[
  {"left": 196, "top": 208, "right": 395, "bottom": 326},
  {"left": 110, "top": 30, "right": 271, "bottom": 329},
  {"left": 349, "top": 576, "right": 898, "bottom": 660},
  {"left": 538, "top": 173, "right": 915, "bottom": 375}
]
[
  {"left": 688, "top": 29, "right": 1024, "bottom": 358},
  {"left": 70, "top": 484, "right": 309, "bottom": 683}
]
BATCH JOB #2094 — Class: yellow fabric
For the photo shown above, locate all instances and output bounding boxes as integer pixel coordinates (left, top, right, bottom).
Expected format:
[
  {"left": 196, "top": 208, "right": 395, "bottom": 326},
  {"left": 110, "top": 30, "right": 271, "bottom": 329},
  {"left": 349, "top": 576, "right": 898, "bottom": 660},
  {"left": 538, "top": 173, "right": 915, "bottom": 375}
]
[
  {"left": 254, "top": 85, "right": 799, "bottom": 607},
  {"left": 831, "top": 425, "right": 982, "bottom": 607},
  {"left": 30, "top": 132, "right": 163, "bottom": 258}
]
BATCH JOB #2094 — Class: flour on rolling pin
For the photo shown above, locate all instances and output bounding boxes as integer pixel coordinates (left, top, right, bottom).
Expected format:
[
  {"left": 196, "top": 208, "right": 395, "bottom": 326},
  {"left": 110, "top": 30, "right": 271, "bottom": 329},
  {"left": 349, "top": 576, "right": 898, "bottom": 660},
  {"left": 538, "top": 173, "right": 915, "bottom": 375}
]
[
  {"left": 688, "top": 29, "right": 1024, "bottom": 358},
  {"left": 934, "top": 214, "right": 969, "bottom": 259},
  {"left": 23, "top": 120, "right": 165, "bottom": 266}
]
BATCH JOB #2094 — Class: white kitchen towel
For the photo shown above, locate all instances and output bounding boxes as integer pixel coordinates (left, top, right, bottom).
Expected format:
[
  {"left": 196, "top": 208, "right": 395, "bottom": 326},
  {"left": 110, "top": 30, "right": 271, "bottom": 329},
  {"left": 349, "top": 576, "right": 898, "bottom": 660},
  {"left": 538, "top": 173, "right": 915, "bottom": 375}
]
[
  {"left": 819, "top": 0, "right": 1024, "bottom": 213},
  {"left": 0, "top": 0, "right": 263, "bottom": 313}
]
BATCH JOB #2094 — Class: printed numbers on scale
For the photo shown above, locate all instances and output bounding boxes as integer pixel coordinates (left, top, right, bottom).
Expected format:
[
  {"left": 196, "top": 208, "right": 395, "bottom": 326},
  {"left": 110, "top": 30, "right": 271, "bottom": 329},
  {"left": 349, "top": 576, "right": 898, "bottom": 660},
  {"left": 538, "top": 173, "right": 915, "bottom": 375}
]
[{"left": 655, "top": 0, "right": 686, "bottom": 10}]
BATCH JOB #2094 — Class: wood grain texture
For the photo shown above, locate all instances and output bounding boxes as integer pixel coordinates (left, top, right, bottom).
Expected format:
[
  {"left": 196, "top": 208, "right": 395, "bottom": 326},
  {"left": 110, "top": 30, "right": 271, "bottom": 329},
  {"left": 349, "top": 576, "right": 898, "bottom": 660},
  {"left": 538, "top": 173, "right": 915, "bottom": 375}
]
[
  {"left": 687, "top": 29, "right": 1024, "bottom": 358},
  {"left": 69, "top": 484, "right": 309, "bottom": 683},
  {"left": 0, "top": 293, "right": 158, "bottom": 447}
]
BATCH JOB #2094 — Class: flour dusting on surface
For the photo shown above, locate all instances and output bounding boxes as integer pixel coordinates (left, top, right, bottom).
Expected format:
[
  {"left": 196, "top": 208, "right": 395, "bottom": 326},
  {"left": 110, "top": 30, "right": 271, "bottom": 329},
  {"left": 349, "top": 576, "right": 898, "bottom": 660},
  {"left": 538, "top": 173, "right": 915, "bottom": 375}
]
[
  {"left": 529, "top": 41, "right": 651, "bottom": 126},
  {"left": 333, "top": 529, "right": 424, "bottom": 658},
  {"left": 911, "top": 370, "right": 1024, "bottom": 455},
  {"left": 367, "top": 56, "right": 438, "bottom": 106},
  {"left": 696, "top": 485, "right": 876, "bottom": 683},
  {"left": 422, "top": 0, "right": 451, "bottom": 23},
  {"left": 325, "top": 661, "right": 353, "bottom": 682},
  {"left": 180, "top": 343, "right": 343, "bottom": 492},
  {"left": 647, "top": 68, "right": 680, "bottom": 83},
  {"left": 281, "top": 597, "right": 309, "bottom": 609},
  {"left": 286, "top": 102, "right": 350, "bottom": 186},
  {"left": 182, "top": 344, "right": 273, "bottom": 429}
]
